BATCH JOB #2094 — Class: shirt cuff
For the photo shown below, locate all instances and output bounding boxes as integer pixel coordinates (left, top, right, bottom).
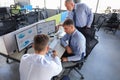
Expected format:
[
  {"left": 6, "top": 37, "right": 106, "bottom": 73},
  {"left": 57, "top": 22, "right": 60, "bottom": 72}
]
[{"left": 54, "top": 56, "right": 61, "bottom": 64}]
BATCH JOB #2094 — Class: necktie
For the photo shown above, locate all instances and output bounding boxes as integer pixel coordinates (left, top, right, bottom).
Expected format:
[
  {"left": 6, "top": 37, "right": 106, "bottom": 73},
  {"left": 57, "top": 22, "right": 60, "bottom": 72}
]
[
  {"left": 72, "top": 9, "right": 76, "bottom": 26},
  {"left": 69, "top": 35, "right": 72, "bottom": 46}
]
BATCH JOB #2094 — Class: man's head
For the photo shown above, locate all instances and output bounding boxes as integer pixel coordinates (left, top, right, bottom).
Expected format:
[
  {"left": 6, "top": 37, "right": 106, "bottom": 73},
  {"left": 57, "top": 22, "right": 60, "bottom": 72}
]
[
  {"left": 33, "top": 34, "right": 49, "bottom": 54},
  {"left": 65, "top": 0, "right": 75, "bottom": 11},
  {"left": 63, "top": 19, "right": 75, "bottom": 34}
]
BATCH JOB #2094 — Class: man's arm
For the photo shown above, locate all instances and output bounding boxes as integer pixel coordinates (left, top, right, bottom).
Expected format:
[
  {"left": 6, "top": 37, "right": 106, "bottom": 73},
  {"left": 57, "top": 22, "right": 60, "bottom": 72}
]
[
  {"left": 61, "top": 34, "right": 73, "bottom": 54},
  {"left": 68, "top": 36, "right": 86, "bottom": 61},
  {"left": 66, "top": 11, "right": 73, "bottom": 20},
  {"left": 51, "top": 50, "right": 62, "bottom": 75},
  {"left": 85, "top": 4, "right": 94, "bottom": 28},
  {"left": 60, "top": 34, "right": 69, "bottom": 47}
]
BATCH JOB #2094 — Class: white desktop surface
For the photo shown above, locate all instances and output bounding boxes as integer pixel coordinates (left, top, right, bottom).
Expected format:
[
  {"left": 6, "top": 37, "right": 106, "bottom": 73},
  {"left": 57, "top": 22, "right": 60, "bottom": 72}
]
[
  {"left": 8, "top": 37, "right": 65, "bottom": 61},
  {"left": 6, "top": 26, "right": 66, "bottom": 62}
]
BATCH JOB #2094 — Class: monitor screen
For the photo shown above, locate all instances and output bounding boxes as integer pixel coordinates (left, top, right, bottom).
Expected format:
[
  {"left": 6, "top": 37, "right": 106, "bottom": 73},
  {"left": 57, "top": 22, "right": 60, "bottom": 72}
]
[
  {"left": 37, "top": 20, "right": 56, "bottom": 35},
  {"left": 15, "top": 26, "right": 37, "bottom": 52}
]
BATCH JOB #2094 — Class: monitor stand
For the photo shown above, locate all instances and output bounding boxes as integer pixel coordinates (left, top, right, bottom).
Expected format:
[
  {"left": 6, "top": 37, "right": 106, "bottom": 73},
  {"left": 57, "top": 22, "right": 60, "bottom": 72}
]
[{"left": 24, "top": 45, "right": 32, "bottom": 54}]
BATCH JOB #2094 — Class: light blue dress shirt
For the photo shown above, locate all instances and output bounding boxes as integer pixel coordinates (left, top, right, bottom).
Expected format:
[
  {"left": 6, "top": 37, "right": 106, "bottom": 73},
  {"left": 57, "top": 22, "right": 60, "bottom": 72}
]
[
  {"left": 67, "top": 3, "right": 94, "bottom": 28},
  {"left": 61, "top": 29, "right": 86, "bottom": 61}
]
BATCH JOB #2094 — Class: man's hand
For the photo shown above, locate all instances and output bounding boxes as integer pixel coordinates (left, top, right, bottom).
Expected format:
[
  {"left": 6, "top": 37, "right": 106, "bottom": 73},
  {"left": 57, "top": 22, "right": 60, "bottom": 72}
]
[
  {"left": 86, "top": 26, "right": 91, "bottom": 29},
  {"left": 52, "top": 50, "right": 58, "bottom": 58},
  {"left": 62, "top": 57, "right": 68, "bottom": 62},
  {"left": 66, "top": 46, "right": 72, "bottom": 54},
  {"left": 55, "top": 24, "right": 63, "bottom": 32}
]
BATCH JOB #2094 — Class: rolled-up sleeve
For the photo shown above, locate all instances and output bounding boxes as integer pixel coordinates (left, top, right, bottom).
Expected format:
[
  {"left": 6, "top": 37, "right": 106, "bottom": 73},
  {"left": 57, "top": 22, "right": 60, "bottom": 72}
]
[
  {"left": 66, "top": 11, "right": 73, "bottom": 19},
  {"left": 68, "top": 34, "right": 86, "bottom": 61},
  {"left": 85, "top": 4, "right": 94, "bottom": 27},
  {"left": 52, "top": 56, "right": 62, "bottom": 75},
  {"left": 60, "top": 34, "right": 69, "bottom": 47}
]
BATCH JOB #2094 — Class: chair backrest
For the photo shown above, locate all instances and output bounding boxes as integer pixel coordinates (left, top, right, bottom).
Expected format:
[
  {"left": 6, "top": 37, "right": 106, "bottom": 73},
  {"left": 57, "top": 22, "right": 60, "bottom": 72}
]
[
  {"left": 94, "top": 15, "right": 106, "bottom": 31},
  {"left": 109, "top": 13, "right": 118, "bottom": 22},
  {"left": 26, "top": 12, "right": 38, "bottom": 24},
  {"left": 0, "top": 19, "right": 17, "bottom": 36},
  {"left": 40, "top": 9, "right": 48, "bottom": 19},
  {"left": 85, "top": 38, "right": 98, "bottom": 59}
]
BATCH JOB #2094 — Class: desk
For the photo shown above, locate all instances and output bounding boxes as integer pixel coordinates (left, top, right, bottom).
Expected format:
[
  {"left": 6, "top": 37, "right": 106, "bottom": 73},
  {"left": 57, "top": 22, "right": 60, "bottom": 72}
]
[{"left": 5, "top": 37, "right": 65, "bottom": 62}]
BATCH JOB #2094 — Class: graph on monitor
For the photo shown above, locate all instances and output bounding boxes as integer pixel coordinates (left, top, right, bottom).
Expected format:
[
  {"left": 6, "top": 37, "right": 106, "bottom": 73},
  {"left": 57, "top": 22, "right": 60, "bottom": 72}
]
[
  {"left": 15, "top": 26, "right": 37, "bottom": 52},
  {"left": 37, "top": 20, "right": 56, "bottom": 35}
]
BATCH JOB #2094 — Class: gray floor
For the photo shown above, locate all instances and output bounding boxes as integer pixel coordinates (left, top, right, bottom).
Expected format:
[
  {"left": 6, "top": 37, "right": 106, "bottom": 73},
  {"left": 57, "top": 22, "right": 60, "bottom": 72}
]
[{"left": 0, "top": 28, "right": 120, "bottom": 80}]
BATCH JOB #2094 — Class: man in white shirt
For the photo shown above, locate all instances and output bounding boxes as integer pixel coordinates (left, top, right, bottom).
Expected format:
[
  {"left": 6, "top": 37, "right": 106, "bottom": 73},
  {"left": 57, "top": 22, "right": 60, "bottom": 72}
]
[{"left": 19, "top": 34, "right": 62, "bottom": 80}]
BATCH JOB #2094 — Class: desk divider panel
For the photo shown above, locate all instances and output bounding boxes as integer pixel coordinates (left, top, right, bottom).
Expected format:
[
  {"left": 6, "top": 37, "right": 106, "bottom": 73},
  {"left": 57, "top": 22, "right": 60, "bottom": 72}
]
[
  {"left": 45, "top": 13, "right": 61, "bottom": 25},
  {"left": 2, "top": 20, "right": 45, "bottom": 55}
]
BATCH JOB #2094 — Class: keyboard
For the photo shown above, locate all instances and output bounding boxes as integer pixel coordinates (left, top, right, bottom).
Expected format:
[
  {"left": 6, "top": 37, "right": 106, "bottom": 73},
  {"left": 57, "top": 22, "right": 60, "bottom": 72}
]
[
  {"left": 49, "top": 38, "right": 65, "bottom": 57},
  {"left": 49, "top": 38, "right": 58, "bottom": 50}
]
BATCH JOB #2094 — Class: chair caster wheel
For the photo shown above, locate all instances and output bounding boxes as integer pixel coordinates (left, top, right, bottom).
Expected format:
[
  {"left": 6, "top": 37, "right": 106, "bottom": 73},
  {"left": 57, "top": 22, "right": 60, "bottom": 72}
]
[{"left": 81, "top": 76, "right": 84, "bottom": 79}]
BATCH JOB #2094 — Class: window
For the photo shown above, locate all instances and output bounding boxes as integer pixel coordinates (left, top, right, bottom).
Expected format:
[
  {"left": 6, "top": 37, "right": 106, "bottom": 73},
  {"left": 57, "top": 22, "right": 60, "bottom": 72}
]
[
  {"left": 61, "top": 0, "right": 66, "bottom": 10},
  {"left": 46, "top": 0, "right": 60, "bottom": 9},
  {"left": 0, "top": 0, "right": 14, "bottom": 7},
  {"left": 30, "top": 0, "right": 44, "bottom": 8},
  {"left": 81, "top": 0, "right": 120, "bottom": 13}
]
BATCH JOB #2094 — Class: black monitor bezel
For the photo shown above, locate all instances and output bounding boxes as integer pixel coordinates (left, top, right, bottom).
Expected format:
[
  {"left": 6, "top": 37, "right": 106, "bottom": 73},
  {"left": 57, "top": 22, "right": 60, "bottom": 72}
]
[
  {"left": 37, "top": 20, "right": 56, "bottom": 35},
  {"left": 15, "top": 26, "right": 36, "bottom": 52}
]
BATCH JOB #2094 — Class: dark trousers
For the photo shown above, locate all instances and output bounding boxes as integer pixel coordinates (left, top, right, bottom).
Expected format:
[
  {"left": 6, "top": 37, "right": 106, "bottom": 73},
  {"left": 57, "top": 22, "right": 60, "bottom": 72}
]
[
  {"left": 76, "top": 26, "right": 87, "bottom": 38},
  {"left": 76, "top": 26, "right": 93, "bottom": 43},
  {"left": 62, "top": 50, "right": 75, "bottom": 58}
]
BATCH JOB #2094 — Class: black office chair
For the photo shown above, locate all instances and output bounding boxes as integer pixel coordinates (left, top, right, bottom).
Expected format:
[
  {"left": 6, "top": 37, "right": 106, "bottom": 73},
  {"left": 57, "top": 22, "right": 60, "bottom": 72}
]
[
  {"left": 104, "top": 13, "right": 120, "bottom": 34},
  {"left": 61, "top": 53, "right": 85, "bottom": 80},
  {"left": 26, "top": 12, "right": 38, "bottom": 24},
  {"left": 0, "top": 19, "right": 17, "bottom": 36},
  {"left": 40, "top": 8, "right": 48, "bottom": 19},
  {"left": 92, "top": 15, "right": 106, "bottom": 31},
  {"left": 83, "top": 15, "right": 99, "bottom": 58}
]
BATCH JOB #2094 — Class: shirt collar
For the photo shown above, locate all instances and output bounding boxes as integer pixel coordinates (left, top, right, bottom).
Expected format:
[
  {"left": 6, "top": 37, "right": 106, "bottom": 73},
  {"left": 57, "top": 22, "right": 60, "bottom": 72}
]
[
  {"left": 70, "top": 29, "right": 77, "bottom": 37},
  {"left": 74, "top": 4, "right": 77, "bottom": 10},
  {"left": 34, "top": 53, "right": 45, "bottom": 58}
]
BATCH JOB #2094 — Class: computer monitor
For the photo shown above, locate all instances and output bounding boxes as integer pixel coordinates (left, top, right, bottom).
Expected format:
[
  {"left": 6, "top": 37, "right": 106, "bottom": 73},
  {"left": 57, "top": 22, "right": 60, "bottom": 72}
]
[
  {"left": 23, "top": 5, "right": 32, "bottom": 11},
  {"left": 15, "top": 26, "right": 37, "bottom": 52},
  {"left": 37, "top": 20, "right": 56, "bottom": 35}
]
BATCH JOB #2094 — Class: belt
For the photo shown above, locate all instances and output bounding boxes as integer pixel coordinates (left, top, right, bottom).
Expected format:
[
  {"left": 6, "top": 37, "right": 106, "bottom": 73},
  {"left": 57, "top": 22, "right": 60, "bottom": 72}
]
[{"left": 76, "top": 26, "right": 86, "bottom": 29}]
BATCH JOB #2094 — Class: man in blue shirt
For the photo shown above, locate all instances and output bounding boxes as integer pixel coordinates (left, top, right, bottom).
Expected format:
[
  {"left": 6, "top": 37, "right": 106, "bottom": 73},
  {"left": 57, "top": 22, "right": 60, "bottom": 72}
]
[
  {"left": 65, "top": 0, "right": 93, "bottom": 28},
  {"left": 61, "top": 19, "right": 86, "bottom": 62},
  {"left": 65, "top": 0, "right": 93, "bottom": 38}
]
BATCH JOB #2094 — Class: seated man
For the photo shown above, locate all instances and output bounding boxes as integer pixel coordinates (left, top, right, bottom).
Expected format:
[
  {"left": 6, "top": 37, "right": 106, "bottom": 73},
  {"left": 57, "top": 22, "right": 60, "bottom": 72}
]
[
  {"left": 19, "top": 34, "right": 62, "bottom": 80},
  {"left": 61, "top": 19, "right": 86, "bottom": 62}
]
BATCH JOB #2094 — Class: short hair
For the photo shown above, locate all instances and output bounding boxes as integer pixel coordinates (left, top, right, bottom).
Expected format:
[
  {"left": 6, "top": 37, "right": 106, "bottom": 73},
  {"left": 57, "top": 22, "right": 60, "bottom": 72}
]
[
  {"left": 63, "top": 19, "right": 74, "bottom": 26},
  {"left": 34, "top": 34, "right": 49, "bottom": 52},
  {"left": 65, "top": 0, "right": 74, "bottom": 3}
]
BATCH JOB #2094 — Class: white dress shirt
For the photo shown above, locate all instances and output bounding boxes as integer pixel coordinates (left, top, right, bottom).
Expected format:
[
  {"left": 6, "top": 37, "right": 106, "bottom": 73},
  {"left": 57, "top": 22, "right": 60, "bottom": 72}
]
[{"left": 19, "top": 53, "right": 62, "bottom": 80}]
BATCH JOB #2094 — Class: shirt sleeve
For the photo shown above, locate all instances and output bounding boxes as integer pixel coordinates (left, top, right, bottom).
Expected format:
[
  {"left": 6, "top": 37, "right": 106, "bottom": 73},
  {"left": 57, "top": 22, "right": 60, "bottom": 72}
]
[
  {"left": 60, "top": 34, "right": 69, "bottom": 47},
  {"left": 85, "top": 4, "right": 94, "bottom": 28},
  {"left": 66, "top": 11, "right": 73, "bottom": 20},
  {"left": 21, "top": 54, "right": 30, "bottom": 60},
  {"left": 51, "top": 56, "right": 62, "bottom": 76},
  {"left": 68, "top": 36, "right": 86, "bottom": 61}
]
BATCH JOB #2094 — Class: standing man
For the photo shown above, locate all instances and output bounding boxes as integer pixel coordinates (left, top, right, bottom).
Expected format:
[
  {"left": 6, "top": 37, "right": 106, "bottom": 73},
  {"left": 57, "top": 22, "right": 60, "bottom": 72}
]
[
  {"left": 65, "top": 0, "right": 94, "bottom": 38},
  {"left": 19, "top": 34, "right": 62, "bottom": 80},
  {"left": 61, "top": 19, "right": 86, "bottom": 62}
]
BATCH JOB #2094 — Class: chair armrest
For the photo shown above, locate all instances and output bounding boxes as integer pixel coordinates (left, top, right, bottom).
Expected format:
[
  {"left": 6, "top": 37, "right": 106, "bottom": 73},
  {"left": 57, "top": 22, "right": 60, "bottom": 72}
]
[{"left": 63, "top": 58, "right": 85, "bottom": 69}]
